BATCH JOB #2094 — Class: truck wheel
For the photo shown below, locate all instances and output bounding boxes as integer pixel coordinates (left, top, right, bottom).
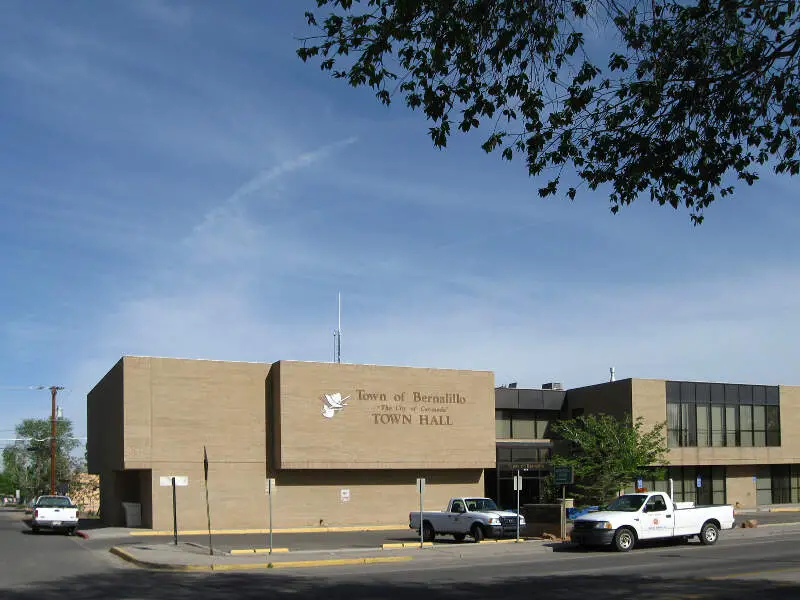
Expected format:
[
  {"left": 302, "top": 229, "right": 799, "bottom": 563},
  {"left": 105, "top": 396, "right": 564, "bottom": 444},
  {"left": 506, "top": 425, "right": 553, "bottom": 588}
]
[
  {"left": 470, "top": 523, "right": 485, "bottom": 543},
  {"left": 453, "top": 533, "right": 466, "bottom": 543},
  {"left": 422, "top": 521, "right": 435, "bottom": 542},
  {"left": 699, "top": 522, "right": 719, "bottom": 546},
  {"left": 613, "top": 527, "right": 636, "bottom": 552}
]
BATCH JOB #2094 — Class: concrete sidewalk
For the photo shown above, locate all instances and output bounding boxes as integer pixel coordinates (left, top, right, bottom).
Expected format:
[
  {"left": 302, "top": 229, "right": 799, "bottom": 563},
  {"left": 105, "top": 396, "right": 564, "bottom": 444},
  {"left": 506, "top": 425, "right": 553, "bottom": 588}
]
[{"left": 109, "top": 537, "right": 546, "bottom": 572}]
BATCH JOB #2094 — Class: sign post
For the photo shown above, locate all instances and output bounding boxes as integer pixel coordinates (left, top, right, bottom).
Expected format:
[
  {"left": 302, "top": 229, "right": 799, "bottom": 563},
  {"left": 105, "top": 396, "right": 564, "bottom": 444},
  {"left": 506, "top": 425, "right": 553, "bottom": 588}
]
[
  {"left": 513, "top": 471, "right": 523, "bottom": 542},
  {"left": 416, "top": 477, "right": 426, "bottom": 548},
  {"left": 553, "top": 466, "right": 574, "bottom": 541},
  {"left": 203, "top": 446, "right": 213, "bottom": 557},
  {"left": 159, "top": 475, "right": 188, "bottom": 546},
  {"left": 266, "top": 478, "right": 276, "bottom": 555},
  {"left": 172, "top": 477, "right": 178, "bottom": 545}
]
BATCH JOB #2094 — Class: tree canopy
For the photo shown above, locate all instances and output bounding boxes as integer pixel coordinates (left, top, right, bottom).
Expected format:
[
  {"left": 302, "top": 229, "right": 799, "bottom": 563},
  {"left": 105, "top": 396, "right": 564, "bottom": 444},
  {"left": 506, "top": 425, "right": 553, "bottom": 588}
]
[
  {"left": 298, "top": 0, "right": 800, "bottom": 223},
  {"left": 551, "top": 413, "right": 668, "bottom": 504},
  {"left": 1, "top": 418, "right": 81, "bottom": 501}
]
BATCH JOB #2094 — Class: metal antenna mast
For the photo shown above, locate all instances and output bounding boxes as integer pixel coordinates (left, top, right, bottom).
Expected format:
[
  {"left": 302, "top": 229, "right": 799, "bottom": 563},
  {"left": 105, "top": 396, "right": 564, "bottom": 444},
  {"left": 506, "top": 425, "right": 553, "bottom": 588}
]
[{"left": 334, "top": 292, "right": 342, "bottom": 364}]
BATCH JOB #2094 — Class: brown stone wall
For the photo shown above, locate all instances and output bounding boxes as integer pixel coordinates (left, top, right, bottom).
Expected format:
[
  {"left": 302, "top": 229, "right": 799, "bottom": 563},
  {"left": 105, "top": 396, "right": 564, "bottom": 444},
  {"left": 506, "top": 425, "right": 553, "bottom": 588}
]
[{"left": 275, "top": 361, "right": 496, "bottom": 470}]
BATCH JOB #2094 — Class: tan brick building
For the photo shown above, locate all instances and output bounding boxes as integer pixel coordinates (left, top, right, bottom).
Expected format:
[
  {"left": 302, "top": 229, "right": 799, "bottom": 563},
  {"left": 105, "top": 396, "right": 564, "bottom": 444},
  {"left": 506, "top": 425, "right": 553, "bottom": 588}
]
[
  {"left": 494, "top": 378, "right": 800, "bottom": 509},
  {"left": 87, "top": 356, "right": 495, "bottom": 530}
]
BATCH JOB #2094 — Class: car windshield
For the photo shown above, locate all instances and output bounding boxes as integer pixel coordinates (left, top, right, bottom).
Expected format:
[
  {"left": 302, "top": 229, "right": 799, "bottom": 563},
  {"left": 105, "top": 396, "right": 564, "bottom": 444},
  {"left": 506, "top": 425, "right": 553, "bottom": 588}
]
[
  {"left": 465, "top": 498, "right": 499, "bottom": 512},
  {"left": 604, "top": 495, "right": 648, "bottom": 512},
  {"left": 36, "top": 497, "right": 72, "bottom": 508}
]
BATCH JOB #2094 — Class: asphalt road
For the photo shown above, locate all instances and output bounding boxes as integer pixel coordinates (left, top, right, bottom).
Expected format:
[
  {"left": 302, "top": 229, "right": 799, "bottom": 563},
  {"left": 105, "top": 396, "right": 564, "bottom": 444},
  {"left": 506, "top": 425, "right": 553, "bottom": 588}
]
[{"left": 3, "top": 507, "right": 800, "bottom": 599}]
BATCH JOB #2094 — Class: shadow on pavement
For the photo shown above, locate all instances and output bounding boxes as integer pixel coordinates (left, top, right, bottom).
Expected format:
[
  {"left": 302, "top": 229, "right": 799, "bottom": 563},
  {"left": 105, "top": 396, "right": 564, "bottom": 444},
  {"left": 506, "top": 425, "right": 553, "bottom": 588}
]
[{"left": 0, "top": 571, "right": 797, "bottom": 599}]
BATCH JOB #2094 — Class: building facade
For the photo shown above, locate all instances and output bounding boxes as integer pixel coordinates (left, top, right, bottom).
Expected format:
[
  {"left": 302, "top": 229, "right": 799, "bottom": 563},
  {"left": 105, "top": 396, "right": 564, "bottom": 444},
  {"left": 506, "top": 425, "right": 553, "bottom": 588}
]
[
  {"left": 87, "top": 356, "right": 495, "bottom": 530},
  {"left": 88, "top": 357, "right": 800, "bottom": 530},
  {"left": 493, "top": 378, "right": 800, "bottom": 509}
]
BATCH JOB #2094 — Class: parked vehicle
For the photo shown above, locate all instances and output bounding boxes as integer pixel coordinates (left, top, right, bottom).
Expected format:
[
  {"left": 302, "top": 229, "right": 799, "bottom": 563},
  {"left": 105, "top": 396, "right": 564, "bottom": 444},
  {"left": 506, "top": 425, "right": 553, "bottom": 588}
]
[
  {"left": 571, "top": 489, "right": 735, "bottom": 552},
  {"left": 409, "top": 497, "right": 526, "bottom": 542},
  {"left": 30, "top": 495, "right": 79, "bottom": 535}
]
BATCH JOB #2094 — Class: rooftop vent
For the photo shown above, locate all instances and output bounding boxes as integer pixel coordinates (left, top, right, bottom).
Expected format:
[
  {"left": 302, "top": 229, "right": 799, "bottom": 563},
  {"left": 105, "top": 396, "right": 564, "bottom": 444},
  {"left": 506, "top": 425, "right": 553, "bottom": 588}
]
[{"left": 542, "top": 382, "right": 563, "bottom": 391}]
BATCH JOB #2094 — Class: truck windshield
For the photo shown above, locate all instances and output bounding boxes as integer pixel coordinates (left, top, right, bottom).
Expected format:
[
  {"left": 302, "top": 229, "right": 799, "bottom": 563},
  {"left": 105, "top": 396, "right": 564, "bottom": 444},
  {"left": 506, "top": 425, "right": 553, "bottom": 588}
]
[
  {"left": 36, "top": 497, "right": 72, "bottom": 508},
  {"left": 604, "top": 495, "right": 648, "bottom": 512},
  {"left": 465, "top": 498, "right": 499, "bottom": 512}
]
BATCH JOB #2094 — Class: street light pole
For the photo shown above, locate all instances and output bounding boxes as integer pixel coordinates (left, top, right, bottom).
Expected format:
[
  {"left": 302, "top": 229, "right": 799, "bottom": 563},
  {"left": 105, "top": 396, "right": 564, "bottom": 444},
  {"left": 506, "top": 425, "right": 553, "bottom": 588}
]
[{"left": 50, "top": 386, "right": 64, "bottom": 495}]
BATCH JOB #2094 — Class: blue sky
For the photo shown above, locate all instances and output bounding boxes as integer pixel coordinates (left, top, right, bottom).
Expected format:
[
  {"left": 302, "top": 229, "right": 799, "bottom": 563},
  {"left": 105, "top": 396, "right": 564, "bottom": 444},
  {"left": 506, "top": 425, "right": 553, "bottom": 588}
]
[{"left": 1, "top": 0, "right": 799, "bottom": 447}]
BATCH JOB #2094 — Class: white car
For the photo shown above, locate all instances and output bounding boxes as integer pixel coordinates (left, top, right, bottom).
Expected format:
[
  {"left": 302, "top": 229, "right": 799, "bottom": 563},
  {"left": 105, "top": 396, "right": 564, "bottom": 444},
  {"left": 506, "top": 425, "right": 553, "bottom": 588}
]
[
  {"left": 571, "top": 490, "right": 735, "bottom": 552},
  {"left": 409, "top": 497, "right": 526, "bottom": 542},
  {"left": 30, "top": 495, "right": 80, "bottom": 535}
]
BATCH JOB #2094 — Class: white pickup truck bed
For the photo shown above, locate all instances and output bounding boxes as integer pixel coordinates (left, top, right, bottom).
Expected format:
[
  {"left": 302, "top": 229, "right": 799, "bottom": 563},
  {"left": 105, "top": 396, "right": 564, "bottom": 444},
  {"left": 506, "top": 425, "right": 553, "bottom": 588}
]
[{"left": 30, "top": 495, "right": 79, "bottom": 535}]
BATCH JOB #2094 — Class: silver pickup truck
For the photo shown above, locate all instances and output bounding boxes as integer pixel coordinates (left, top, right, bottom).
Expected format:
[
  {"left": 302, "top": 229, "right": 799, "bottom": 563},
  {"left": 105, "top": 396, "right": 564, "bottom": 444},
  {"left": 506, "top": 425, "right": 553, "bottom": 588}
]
[{"left": 409, "top": 497, "right": 525, "bottom": 542}]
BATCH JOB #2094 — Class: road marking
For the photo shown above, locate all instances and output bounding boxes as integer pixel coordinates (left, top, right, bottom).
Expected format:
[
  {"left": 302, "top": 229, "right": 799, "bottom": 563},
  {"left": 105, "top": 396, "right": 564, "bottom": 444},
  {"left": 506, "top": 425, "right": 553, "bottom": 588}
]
[
  {"left": 381, "top": 542, "right": 433, "bottom": 549},
  {"left": 708, "top": 566, "right": 800, "bottom": 580}
]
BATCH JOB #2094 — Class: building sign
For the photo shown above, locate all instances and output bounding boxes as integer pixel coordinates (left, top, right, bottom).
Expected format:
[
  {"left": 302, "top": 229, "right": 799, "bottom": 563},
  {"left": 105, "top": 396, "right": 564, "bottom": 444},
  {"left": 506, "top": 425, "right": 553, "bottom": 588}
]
[
  {"left": 278, "top": 361, "right": 495, "bottom": 470},
  {"left": 320, "top": 388, "right": 469, "bottom": 426},
  {"left": 340, "top": 488, "right": 350, "bottom": 502}
]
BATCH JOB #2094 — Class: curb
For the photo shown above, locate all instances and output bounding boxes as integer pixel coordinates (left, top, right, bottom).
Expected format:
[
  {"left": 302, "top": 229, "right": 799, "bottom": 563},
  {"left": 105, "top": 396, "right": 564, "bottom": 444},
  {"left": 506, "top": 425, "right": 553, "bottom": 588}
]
[
  {"left": 479, "top": 538, "right": 531, "bottom": 544},
  {"left": 768, "top": 507, "right": 800, "bottom": 513},
  {"left": 381, "top": 542, "right": 433, "bottom": 549},
  {"left": 109, "top": 547, "right": 413, "bottom": 571},
  {"left": 229, "top": 548, "right": 290, "bottom": 555},
  {"left": 130, "top": 524, "right": 408, "bottom": 536}
]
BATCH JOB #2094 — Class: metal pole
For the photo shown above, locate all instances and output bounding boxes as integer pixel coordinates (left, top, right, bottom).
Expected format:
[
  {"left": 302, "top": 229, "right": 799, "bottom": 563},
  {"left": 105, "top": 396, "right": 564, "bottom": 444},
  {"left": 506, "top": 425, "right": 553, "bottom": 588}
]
[
  {"left": 268, "top": 480, "right": 273, "bottom": 555},
  {"left": 50, "top": 387, "right": 57, "bottom": 495},
  {"left": 172, "top": 477, "right": 178, "bottom": 546},
  {"left": 419, "top": 482, "right": 423, "bottom": 549},
  {"left": 516, "top": 470, "right": 520, "bottom": 542}
]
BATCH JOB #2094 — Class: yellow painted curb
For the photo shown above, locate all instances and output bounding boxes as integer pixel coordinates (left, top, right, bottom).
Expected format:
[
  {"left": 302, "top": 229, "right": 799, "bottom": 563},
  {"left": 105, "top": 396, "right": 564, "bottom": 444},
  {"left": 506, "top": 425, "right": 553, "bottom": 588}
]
[
  {"left": 479, "top": 538, "right": 529, "bottom": 544},
  {"left": 129, "top": 524, "right": 407, "bottom": 536},
  {"left": 229, "top": 548, "right": 290, "bottom": 555},
  {"left": 109, "top": 547, "right": 412, "bottom": 571},
  {"left": 768, "top": 507, "right": 800, "bottom": 513},
  {"left": 381, "top": 542, "right": 433, "bottom": 549}
]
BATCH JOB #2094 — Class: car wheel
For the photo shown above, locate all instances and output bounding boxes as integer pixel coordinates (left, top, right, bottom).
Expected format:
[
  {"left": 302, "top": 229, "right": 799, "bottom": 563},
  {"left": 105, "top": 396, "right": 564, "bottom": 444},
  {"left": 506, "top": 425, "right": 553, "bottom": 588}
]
[
  {"left": 470, "top": 523, "right": 485, "bottom": 543},
  {"left": 453, "top": 533, "right": 466, "bottom": 543},
  {"left": 613, "top": 527, "right": 636, "bottom": 552},
  {"left": 699, "top": 522, "right": 719, "bottom": 546},
  {"left": 422, "top": 521, "right": 435, "bottom": 542}
]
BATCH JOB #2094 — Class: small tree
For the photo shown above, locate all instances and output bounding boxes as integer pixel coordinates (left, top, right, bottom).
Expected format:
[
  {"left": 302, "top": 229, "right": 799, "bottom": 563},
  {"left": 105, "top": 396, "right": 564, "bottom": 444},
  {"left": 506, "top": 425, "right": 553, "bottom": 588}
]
[
  {"left": 551, "top": 413, "right": 668, "bottom": 505},
  {"left": 1, "top": 418, "right": 81, "bottom": 500}
]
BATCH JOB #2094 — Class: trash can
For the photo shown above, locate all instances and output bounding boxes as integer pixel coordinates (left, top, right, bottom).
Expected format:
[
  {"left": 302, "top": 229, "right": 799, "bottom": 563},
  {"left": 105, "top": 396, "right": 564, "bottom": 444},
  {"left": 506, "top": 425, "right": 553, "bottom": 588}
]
[{"left": 121, "top": 502, "right": 142, "bottom": 528}]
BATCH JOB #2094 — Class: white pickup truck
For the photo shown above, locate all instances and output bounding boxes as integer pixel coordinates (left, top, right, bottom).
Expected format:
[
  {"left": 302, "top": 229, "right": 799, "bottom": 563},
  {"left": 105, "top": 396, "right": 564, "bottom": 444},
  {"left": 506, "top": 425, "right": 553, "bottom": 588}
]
[
  {"left": 30, "top": 495, "right": 80, "bottom": 535},
  {"left": 570, "top": 490, "right": 735, "bottom": 552},
  {"left": 409, "top": 497, "right": 525, "bottom": 542}
]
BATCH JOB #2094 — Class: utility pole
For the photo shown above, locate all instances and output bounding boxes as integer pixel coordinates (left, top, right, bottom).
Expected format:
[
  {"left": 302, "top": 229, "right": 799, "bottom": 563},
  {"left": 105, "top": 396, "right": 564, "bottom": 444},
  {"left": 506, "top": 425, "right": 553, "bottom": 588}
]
[{"left": 50, "top": 386, "right": 64, "bottom": 495}]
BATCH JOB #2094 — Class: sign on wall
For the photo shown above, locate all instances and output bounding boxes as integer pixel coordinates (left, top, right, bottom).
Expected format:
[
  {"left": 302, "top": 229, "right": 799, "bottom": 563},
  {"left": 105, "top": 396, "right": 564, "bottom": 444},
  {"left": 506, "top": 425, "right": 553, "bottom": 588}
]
[
  {"left": 340, "top": 488, "right": 350, "bottom": 502},
  {"left": 159, "top": 476, "right": 189, "bottom": 487},
  {"left": 277, "top": 361, "right": 495, "bottom": 470}
]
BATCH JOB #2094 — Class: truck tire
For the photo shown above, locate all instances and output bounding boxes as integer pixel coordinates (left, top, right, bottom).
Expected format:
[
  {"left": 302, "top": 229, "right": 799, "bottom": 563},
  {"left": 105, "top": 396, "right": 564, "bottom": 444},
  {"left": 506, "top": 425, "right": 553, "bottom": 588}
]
[
  {"left": 613, "top": 527, "right": 636, "bottom": 552},
  {"left": 422, "top": 521, "right": 435, "bottom": 542},
  {"left": 453, "top": 533, "right": 466, "bottom": 542},
  {"left": 470, "top": 523, "right": 485, "bottom": 543},
  {"left": 699, "top": 521, "right": 719, "bottom": 546}
]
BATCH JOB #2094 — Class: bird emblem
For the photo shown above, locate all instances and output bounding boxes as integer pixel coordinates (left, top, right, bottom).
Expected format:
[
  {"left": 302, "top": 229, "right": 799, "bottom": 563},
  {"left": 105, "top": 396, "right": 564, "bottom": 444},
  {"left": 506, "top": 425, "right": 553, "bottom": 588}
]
[{"left": 321, "top": 392, "right": 350, "bottom": 418}]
